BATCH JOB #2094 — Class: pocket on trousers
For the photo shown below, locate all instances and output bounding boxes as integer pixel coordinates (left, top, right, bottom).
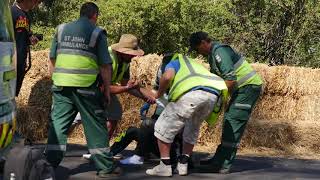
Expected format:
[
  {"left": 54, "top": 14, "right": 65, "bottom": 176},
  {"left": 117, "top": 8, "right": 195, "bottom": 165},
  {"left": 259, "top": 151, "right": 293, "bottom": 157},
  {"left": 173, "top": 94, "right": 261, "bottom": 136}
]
[{"left": 154, "top": 114, "right": 169, "bottom": 137}]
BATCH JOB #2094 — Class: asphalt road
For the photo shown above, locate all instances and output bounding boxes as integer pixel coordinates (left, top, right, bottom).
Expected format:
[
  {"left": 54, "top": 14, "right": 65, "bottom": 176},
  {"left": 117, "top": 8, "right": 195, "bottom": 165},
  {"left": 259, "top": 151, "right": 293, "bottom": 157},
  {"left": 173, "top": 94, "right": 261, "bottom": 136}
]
[{"left": 55, "top": 144, "right": 320, "bottom": 180}]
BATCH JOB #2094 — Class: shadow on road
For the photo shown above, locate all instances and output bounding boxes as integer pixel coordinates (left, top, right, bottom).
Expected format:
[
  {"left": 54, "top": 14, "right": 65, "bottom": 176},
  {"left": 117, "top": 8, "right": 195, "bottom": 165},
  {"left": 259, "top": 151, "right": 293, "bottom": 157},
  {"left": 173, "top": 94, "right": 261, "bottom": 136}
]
[{"left": 54, "top": 144, "right": 320, "bottom": 180}]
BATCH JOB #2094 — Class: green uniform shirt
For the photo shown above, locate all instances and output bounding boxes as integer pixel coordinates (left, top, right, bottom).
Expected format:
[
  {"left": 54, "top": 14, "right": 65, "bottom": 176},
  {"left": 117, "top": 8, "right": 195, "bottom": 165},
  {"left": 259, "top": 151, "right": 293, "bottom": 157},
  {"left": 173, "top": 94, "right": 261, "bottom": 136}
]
[
  {"left": 49, "top": 17, "right": 112, "bottom": 66},
  {"left": 208, "top": 42, "right": 241, "bottom": 81}
]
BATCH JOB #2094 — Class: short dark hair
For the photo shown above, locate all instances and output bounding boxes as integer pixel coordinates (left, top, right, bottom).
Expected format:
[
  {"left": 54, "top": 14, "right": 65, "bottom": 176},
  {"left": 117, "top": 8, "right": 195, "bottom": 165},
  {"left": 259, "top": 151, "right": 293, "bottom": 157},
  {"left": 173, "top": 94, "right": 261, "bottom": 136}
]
[
  {"left": 189, "top": 31, "right": 212, "bottom": 51},
  {"left": 80, "top": 2, "right": 99, "bottom": 19}
]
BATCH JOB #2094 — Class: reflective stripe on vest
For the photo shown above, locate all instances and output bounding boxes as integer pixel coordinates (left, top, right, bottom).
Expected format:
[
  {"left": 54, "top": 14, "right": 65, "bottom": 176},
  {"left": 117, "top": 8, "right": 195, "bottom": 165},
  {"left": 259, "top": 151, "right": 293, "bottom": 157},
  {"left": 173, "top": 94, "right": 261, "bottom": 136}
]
[
  {"left": 57, "top": 23, "right": 66, "bottom": 43},
  {"left": 168, "top": 54, "right": 228, "bottom": 126},
  {"left": 169, "top": 55, "right": 224, "bottom": 98},
  {"left": 108, "top": 47, "right": 129, "bottom": 84},
  {"left": 234, "top": 56, "right": 244, "bottom": 70},
  {"left": 0, "top": 42, "right": 14, "bottom": 72},
  {"left": 56, "top": 24, "right": 101, "bottom": 61},
  {"left": 54, "top": 67, "right": 98, "bottom": 74},
  {"left": 53, "top": 24, "right": 101, "bottom": 87},
  {"left": 212, "top": 44, "right": 262, "bottom": 88},
  {"left": 89, "top": 27, "right": 103, "bottom": 47},
  {"left": 233, "top": 57, "right": 259, "bottom": 87},
  {"left": 57, "top": 49, "right": 97, "bottom": 61},
  {"left": 52, "top": 54, "right": 99, "bottom": 87},
  {"left": 0, "top": 42, "right": 16, "bottom": 104},
  {"left": 58, "top": 24, "right": 104, "bottom": 47}
]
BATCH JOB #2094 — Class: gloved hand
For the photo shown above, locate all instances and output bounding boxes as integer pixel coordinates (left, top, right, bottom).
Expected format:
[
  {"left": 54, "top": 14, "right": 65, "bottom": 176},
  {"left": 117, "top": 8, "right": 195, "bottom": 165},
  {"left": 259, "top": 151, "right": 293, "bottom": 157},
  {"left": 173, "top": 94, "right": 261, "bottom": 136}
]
[{"left": 140, "top": 103, "right": 150, "bottom": 120}]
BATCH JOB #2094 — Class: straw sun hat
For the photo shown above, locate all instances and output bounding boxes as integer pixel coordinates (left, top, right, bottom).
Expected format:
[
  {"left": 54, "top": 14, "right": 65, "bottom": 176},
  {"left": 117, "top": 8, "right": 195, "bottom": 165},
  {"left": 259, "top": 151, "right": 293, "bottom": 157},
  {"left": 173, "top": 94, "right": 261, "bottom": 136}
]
[{"left": 110, "top": 34, "right": 144, "bottom": 56}]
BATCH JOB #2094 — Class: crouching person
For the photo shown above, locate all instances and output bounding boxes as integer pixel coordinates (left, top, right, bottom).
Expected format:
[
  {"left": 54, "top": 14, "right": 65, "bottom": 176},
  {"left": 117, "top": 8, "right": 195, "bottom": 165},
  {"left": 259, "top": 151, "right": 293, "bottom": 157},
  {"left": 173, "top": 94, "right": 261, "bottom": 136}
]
[
  {"left": 146, "top": 54, "right": 227, "bottom": 176},
  {"left": 45, "top": 2, "right": 120, "bottom": 178}
]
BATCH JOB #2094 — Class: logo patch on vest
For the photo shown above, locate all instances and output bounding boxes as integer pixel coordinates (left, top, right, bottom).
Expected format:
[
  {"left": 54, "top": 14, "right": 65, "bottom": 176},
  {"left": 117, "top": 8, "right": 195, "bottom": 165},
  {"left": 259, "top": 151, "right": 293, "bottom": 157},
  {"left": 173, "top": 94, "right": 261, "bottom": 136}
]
[{"left": 215, "top": 55, "right": 222, "bottom": 63}]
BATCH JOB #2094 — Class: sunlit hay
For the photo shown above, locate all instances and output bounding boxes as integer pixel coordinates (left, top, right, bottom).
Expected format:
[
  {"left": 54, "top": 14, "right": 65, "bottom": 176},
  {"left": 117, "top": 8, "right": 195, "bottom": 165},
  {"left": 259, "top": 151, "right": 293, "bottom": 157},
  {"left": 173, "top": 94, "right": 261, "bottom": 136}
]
[
  {"left": 252, "top": 64, "right": 320, "bottom": 97},
  {"left": 16, "top": 50, "right": 52, "bottom": 141},
  {"left": 18, "top": 51, "right": 320, "bottom": 158},
  {"left": 130, "top": 54, "right": 162, "bottom": 87}
]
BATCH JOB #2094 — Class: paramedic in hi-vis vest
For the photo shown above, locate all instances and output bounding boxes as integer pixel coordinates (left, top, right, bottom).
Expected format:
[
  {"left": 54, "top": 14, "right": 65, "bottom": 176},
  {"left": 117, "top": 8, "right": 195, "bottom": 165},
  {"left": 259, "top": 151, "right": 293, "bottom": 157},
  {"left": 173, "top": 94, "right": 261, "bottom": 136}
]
[
  {"left": 146, "top": 53, "right": 228, "bottom": 177},
  {"left": 189, "top": 31, "right": 263, "bottom": 174},
  {"left": 45, "top": 2, "right": 121, "bottom": 178}
]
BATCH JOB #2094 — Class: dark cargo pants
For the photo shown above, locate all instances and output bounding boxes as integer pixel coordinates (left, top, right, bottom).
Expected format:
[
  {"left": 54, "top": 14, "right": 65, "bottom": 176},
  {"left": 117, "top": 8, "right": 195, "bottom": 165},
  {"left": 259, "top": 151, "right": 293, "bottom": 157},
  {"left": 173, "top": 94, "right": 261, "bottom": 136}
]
[
  {"left": 45, "top": 85, "right": 114, "bottom": 173},
  {"left": 213, "top": 84, "right": 262, "bottom": 170}
]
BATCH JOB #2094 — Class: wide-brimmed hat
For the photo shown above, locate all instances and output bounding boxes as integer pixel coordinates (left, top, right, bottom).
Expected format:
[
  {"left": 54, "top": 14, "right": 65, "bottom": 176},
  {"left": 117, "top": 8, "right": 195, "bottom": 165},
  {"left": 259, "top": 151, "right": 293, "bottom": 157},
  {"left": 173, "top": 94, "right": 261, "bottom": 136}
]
[{"left": 111, "top": 34, "right": 144, "bottom": 56}]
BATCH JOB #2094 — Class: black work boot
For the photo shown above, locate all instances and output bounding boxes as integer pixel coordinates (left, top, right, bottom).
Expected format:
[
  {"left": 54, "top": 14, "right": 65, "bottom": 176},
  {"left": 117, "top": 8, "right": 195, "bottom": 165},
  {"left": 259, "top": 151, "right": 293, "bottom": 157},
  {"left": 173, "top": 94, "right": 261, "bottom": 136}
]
[
  {"left": 200, "top": 157, "right": 216, "bottom": 166},
  {"left": 199, "top": 163, "right": 231, "bottom": 174}
]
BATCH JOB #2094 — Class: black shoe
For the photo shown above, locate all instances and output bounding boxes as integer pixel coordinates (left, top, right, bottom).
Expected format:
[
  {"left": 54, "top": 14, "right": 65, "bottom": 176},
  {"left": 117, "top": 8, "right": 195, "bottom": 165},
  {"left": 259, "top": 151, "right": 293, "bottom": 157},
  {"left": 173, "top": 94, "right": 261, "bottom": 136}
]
[
  {"left": 199, "top": 157, "right": 216, "bottom": 166},
  {"left": 97, "top": 167, "right": 122, "bottom": 179},
  {"left": 199, "top": 164, "right": 230, "bottom": 174},
  {"left": 188, "top": 158, "right": 195, "bottom": 170}
]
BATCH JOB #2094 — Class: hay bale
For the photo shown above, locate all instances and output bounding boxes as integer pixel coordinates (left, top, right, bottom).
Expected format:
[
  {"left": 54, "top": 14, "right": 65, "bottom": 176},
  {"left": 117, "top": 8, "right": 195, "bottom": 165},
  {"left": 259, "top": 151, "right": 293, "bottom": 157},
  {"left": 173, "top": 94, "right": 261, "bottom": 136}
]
[
  {"left": 251, "top": 94, "right": 320, "bottom": 122},
  {"left": 116, "top": 94, "right": 145, "bottom": 133},
  {"left": 16, "top": 50, "right": 52, "bottom": 140},
  {"left": 17, "top": 51, "right": 320, "bottom": 158},
  {"left": 130, "top": 54, "right": 162, "bottom": 87},
  {"left": 252, "top": 64, "right": 320, "bottom": 97}
]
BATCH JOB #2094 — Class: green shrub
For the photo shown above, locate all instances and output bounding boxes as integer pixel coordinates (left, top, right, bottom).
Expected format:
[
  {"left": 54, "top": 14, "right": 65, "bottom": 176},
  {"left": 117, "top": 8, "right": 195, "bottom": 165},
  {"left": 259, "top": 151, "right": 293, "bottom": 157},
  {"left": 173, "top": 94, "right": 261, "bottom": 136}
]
[
  {"left": 102, "top": 0, "right": 237, "bottom": 54},
  {"left": 28, "top": 0, "right": 320, "bottom": 67}
]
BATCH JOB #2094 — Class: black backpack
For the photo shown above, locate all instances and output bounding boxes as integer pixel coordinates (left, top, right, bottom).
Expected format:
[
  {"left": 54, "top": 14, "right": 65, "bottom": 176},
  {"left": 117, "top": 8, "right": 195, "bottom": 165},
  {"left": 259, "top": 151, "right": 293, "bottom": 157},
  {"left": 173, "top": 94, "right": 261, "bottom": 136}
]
[
  {"left": 3, "top": 144, "right": 55, "bottom": 180},
  {"left": 28, "top": 159, "right": 55, "bottom": 180}
]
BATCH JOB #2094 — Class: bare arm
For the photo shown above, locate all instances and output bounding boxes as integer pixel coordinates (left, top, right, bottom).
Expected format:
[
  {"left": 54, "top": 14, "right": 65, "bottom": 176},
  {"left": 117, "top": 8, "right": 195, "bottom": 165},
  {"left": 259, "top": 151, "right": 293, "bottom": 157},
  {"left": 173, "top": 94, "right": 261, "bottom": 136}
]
[
  {"left": 110, "top": 85, "right": 131, "bottom": 94},
  {"left": 225, "top": 80, "right": 237, "bottom": 95},
  {"left": 109, "top": 79, "right": 133, "bottom": 94},
  {"left": 128, "top": 88, "right": 147, "bottom": 99},
  {"left": 100, "top": 64, "right": 112, "bottom": 104},
  {"left": 155, "top": 69, "right": 175, "bottom": 99},
  {"left": 123, "top": 79, "right": 156, "bottom": 103}
]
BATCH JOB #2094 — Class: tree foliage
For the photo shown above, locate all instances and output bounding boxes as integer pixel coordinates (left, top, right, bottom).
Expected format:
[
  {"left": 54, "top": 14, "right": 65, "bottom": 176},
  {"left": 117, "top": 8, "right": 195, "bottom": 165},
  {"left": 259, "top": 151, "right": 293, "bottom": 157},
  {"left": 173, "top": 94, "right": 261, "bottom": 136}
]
[{"left": 29, "top": 0, "right": 320, "bottom": 67}]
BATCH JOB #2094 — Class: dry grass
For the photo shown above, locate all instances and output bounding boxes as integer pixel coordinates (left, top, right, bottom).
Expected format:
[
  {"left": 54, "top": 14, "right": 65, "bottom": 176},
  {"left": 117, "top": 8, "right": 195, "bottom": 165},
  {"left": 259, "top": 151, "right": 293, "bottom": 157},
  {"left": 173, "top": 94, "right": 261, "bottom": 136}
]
[
  {"left": 130, "top": 54, "right": 163, "bottom": 87},
  {"left": 16, "top": 50, "right": 52, "bottom": 140},
  {"left": 16, "top": 50, "right": 320, "bottom": 159},
  {"left": 252, "top": 64, "right": 320, "bottom": 97}
]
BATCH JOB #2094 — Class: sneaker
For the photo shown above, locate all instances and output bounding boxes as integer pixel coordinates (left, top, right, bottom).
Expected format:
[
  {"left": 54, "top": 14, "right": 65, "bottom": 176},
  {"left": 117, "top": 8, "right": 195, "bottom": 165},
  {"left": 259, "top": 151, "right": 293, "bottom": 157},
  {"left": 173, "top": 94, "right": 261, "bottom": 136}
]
[
  {"left": 120, "top": 155, "right": 144, "bottom": 165},
  {"left": 146, "top": 161, "right": 172, "bottom": 177},
  {"left": 97, "top": 167, "right": 122, "bottom": 179},
  {"left": 176, "top": 162, "right": 188, "bottom": 176},
  {"left": 82, "top": 153, "right": 92, "bottom": 160}
]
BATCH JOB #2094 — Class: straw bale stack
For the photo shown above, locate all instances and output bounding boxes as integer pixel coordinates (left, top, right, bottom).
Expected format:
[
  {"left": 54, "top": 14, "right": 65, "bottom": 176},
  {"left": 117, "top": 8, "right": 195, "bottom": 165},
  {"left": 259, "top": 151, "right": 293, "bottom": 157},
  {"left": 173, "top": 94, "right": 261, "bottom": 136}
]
[
  {"left": 16, "top": 50, "right": 52, "bottom": 140},
  {"left": 252, "top": 64, "right": 320, "bottom": 97},
  {"left": 130, "top": 54, "right": 162, "bottom": 87},
  {"left": 16, "top": 51, "right": 320, "bottom": 157}
]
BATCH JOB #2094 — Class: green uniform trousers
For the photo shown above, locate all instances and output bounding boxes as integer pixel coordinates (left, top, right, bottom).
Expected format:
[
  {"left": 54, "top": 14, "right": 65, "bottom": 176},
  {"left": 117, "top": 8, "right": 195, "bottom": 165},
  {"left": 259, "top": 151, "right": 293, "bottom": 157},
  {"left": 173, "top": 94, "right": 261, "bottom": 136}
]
[
  {"left": 213, "top": 84, "right": 262, "bottom": 170},
  {"left": 45, "top": 85, "right": 114, "bottom": 173}
]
